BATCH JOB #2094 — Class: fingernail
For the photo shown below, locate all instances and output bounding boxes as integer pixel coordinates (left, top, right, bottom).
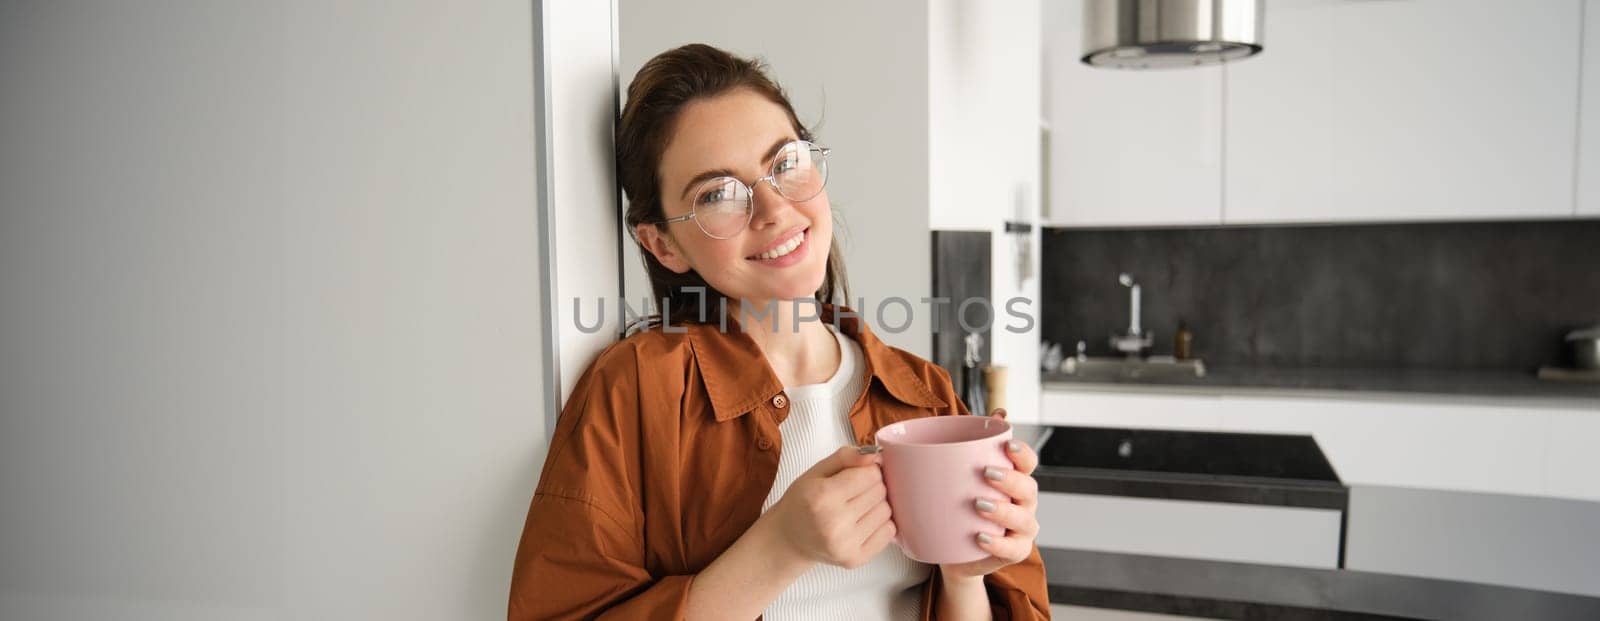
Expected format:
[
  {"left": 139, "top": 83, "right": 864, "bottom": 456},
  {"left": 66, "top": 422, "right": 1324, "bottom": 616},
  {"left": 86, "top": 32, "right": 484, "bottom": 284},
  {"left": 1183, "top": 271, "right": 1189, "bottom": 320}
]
[
  {"left": 993, "top": 408, "right": 1007, "bottom": 419},
  {"left": 1007, "top": 440, "right": 1021, "bottom": 453},
  {"left": 984, "top": 466, "right": 1005, "bottom": 481},
  {"left": 975, "top": 498, "right": 997, "bottom": 513},
  {"left": 857, "top": 445, "right": 881, "bottom": 455},
  {"left": 977, "top": 532, "right": 994, "bottom": 544}
]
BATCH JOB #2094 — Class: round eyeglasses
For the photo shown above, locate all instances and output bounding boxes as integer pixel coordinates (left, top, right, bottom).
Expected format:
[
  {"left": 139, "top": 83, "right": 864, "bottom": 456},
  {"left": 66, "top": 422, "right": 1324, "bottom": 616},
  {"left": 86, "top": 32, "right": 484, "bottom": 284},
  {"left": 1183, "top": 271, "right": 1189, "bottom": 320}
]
[{"left": 655, "top": 140, "right": 830, "bottom": 240}]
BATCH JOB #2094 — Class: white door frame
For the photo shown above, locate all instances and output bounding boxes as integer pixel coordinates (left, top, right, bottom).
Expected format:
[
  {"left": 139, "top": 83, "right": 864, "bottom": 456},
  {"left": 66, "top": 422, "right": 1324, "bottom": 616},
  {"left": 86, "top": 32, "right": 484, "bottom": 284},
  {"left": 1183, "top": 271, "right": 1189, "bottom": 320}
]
[{"left": 533, "top": 0, "right": 625, "bottom": 440}]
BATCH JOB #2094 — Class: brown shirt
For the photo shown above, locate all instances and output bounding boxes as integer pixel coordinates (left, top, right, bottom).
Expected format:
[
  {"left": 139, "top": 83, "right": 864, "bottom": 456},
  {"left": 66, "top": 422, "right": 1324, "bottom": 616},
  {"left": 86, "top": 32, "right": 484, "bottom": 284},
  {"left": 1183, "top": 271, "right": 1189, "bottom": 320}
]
[{"left": 508, "top": 303, "right": 1050, "bottom": 620}]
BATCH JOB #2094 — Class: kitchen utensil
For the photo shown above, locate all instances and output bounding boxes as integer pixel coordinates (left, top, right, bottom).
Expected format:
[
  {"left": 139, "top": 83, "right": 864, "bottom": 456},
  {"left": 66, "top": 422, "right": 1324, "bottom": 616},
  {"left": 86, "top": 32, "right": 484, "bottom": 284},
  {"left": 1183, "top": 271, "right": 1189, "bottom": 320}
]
[{"left": 1567, "top": 325, "right": 1600, "bottom": 370}]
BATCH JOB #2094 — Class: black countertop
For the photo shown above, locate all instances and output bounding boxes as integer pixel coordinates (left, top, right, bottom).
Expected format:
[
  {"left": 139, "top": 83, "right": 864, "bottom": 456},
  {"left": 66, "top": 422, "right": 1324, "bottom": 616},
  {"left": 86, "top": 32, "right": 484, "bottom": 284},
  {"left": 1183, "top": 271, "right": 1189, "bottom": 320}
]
[
  {"left": 1042, "top": 364, "right": 1600, "bottom": 407},
  {"left": 1013, "top": 423, "right": 1600, "bottom": 619},
  {"left": 1029, "top": 424, "right": 1347, "bottom": 510}
]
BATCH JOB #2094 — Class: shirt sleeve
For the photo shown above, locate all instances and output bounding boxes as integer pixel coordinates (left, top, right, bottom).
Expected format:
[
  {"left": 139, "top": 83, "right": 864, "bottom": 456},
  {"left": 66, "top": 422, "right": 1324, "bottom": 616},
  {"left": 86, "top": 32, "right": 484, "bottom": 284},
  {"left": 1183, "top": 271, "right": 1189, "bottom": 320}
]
[
  {"left": 920, "top": 560, "right": 1053, "bottom": 621},
  {"left": 981, "top": 549, "right": 1052, "bottom": 620},
  {"left": 507, "top": 343, "right": 695, "bottom": 620}
]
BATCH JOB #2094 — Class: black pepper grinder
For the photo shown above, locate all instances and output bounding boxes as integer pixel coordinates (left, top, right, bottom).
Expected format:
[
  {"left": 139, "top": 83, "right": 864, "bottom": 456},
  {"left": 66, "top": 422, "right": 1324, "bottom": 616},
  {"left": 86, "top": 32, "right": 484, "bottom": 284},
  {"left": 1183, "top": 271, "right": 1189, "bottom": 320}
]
[{"left": 1175, "top": 320, "right": 1194, "bottom": 361}]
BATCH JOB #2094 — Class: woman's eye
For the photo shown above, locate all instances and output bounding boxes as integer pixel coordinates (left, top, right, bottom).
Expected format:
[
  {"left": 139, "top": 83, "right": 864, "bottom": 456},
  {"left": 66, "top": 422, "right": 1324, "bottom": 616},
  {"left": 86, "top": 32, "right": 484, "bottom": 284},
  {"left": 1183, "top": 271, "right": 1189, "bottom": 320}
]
[{"left": 697, "top": 189, "right": 725, "bottom": 205}]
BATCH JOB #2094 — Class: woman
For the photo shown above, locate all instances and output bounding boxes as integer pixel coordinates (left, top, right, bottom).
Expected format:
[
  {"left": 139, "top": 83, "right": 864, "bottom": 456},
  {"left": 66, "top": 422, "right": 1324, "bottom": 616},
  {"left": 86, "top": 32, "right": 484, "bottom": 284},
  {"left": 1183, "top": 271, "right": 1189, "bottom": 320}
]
[{"left": 508, "top": 43, "right": 1049, "bottom": 620}]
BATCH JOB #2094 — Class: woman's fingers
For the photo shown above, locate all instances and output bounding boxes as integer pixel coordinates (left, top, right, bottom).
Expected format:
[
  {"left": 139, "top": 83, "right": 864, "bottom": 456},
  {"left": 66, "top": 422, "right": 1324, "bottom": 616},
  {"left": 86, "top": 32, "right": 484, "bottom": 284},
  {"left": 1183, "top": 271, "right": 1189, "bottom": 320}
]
[
  {"left": 843, "top": 473, "right": 887, "bottom": 514},
  {"left": 830, "top": 463, "right": 883, "bottom": 497},
  {"left": 825, "top": 465, "right": 882, "bottom": 520},
  {"left": 984, "top": 465, "right": 1039, "bottom": 509},
  {"left": 858, "top": 511, "right": 898, "bottom": 560},
  {"left": 974, "top": 496, "right": 1040, "bottom": 539},
  {"left": 975, "top": 528, "right": 1035, "bottom": 564},
  {"left": 1004, "top": 438, "right": 1039, "bottom": 476},
  {"left": 855, "top": 497, "right": 892, "bottom": 530},
  {"left": 985, "top": 407, "right": 1040, "bottom": 476}
]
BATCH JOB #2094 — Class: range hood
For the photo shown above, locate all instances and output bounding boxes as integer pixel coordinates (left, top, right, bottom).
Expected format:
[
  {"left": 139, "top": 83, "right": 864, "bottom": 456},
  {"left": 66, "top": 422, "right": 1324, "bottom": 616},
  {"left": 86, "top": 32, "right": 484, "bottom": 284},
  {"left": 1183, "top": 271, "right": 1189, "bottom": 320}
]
[{"left": 1082, "top": 0, "right": 1263, "bottom": 70}]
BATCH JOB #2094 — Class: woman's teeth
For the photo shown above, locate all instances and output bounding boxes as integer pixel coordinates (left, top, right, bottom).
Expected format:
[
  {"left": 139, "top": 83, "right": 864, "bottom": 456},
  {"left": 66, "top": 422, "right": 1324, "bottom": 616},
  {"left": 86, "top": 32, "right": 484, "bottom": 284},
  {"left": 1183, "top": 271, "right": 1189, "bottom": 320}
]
[{"left": 753, "top": 231, "right": 804, "bottom": 260}]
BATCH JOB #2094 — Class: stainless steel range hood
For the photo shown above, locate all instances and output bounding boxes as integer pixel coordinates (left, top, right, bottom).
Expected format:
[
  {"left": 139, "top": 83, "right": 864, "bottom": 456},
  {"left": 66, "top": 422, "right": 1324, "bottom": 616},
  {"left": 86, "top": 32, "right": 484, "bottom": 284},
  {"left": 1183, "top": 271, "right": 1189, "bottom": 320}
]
[{"left": 1083, "top": 0, "right": 1263, "bottom": 70}]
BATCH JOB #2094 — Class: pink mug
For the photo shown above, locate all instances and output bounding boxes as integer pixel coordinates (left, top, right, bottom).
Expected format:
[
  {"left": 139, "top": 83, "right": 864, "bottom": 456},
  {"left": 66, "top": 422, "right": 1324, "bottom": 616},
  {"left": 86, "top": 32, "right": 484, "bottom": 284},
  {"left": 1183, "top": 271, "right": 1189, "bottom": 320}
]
[{"left": 874, "top": 416, "right": 1013, "bottom": 564}]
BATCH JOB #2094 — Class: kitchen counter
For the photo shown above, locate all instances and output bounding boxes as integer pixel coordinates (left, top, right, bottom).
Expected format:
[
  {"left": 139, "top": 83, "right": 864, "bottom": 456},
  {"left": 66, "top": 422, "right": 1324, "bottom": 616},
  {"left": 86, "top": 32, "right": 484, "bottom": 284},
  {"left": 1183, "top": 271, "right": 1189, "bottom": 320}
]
[
  {"left": 1042, "top": 548, "right": 1600, "bottom": 621},
  {"left": 1042, "top": 364, "right": 1600, "bottom": 408},
  {"left": 1012, "top": 423, "right": 1600, "bottom": 619}
]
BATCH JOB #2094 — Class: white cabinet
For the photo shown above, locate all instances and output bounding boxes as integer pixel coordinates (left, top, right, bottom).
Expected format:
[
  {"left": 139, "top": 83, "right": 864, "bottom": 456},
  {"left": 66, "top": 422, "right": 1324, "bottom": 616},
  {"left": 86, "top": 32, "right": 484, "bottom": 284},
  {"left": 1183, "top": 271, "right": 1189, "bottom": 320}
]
[
  {"left": 1040, "top": 386, "right": 1600, "bottom": 502},
  {"left": 1226, "top": 0, "right": 1582, "bottom": 223},
  {"left": 1039, "top": 388, "right": 1227, "bottom": 430},
  {"left": 1216, "top": 397, "right": 1550, "bottom": 500},
  {"left": 1579, "top": 0, "right": 1600, "bottom": 216},
  {"left": 1220, "top": 0, "right": 1336, "bottom": 222},
  {"left": 1544, "top": 410, "right": 1600, "bottom": 499},
  {"left": 1042, "top": 0, "right": 1223, "bottom": 226},
  {"left": 1036, "top": 492, "right": 1343, "bottom": 569}
]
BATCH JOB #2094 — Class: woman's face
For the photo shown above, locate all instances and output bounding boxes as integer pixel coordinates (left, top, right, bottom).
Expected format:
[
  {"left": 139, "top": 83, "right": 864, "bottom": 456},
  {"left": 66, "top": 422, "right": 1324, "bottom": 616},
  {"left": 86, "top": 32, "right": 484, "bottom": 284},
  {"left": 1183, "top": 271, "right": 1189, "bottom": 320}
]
[{"left": 637, "top": 88, "right": 833, "bottom": 307}]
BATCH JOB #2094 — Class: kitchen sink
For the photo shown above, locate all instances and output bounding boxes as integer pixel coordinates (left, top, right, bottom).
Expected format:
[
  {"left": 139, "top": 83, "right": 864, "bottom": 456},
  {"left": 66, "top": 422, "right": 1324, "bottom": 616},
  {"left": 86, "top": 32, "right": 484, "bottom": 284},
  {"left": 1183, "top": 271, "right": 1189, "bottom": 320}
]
[{"left": 1058, "top": 355, "right": 1206, "bottom": 382}]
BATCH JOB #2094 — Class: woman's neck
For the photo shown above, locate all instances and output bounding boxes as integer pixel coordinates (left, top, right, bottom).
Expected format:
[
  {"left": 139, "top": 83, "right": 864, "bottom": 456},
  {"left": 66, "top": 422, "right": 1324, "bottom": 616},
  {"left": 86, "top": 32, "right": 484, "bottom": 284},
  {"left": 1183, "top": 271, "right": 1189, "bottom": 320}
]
[{"left": 737, "top": 298, "right": 840, "bottom": 388}]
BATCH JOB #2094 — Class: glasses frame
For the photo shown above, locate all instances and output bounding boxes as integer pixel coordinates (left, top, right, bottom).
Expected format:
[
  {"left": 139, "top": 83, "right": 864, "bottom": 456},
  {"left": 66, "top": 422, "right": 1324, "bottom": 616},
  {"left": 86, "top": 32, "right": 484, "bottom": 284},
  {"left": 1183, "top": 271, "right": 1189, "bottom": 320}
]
[{"left": 652, "top": 140, "right": 831, "bottom": 240}]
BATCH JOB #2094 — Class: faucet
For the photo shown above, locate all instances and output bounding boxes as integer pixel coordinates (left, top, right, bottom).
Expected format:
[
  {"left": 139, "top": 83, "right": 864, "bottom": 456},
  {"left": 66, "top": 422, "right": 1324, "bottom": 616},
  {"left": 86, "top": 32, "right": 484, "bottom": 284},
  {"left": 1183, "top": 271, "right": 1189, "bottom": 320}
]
[
  {"left": 1118, "top": 273, "right": 1142, "bottom": 337},
  {"left": 1109, "top": 273, "right": 1154, "bottom": 356}
]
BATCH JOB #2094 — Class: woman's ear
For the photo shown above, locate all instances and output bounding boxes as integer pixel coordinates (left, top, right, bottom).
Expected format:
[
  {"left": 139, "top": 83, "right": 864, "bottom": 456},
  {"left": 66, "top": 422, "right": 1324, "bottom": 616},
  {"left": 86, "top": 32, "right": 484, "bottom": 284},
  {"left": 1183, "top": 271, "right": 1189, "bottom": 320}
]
[{"left": 634, "top": 223, "right": 692, "bottom": 274}]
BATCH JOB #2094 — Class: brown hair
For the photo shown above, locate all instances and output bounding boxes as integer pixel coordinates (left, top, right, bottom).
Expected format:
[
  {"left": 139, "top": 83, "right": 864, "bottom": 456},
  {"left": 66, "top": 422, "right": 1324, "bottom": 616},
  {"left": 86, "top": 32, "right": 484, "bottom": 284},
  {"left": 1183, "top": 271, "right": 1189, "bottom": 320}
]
[{"left": 617, "top": 43, "right": 848, "bottom": 332}]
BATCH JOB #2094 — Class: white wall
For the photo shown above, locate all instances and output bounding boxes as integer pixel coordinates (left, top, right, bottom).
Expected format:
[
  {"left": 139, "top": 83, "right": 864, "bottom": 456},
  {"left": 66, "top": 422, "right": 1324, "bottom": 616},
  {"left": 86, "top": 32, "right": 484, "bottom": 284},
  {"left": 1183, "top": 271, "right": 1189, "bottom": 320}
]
[
  {"left": 618, "top": 0, "right": 934, "bottom": 358},
  {"left": 0, "top": 2, "right": 544, "bottom": 618},
  {"left": 928, "top": 0, "right": 1043, "bottom": 422}
]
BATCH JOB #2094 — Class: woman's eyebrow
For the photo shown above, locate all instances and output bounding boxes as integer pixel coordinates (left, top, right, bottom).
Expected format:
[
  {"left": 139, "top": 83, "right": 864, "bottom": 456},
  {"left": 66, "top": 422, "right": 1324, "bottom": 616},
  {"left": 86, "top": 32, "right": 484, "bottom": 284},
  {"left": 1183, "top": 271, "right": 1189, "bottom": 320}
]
[{"left": 678, "top": 136, "right": 798, "bottom": 201}]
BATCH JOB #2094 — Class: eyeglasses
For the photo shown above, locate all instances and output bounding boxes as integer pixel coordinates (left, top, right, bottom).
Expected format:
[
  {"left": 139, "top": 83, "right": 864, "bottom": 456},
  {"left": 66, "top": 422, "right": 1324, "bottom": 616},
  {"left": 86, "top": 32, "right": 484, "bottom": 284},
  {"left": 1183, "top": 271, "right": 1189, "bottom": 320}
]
[{"left": 654, "top": 140, "right": 830, "bottom": 240}]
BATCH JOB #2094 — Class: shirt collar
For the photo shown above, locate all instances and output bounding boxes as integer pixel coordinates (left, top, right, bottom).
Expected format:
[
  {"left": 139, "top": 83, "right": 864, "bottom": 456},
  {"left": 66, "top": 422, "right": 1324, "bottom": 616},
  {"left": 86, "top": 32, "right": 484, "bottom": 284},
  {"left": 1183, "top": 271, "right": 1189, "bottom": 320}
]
[{"left": 686, "top": 302, "right": 948, "bottom": 422}]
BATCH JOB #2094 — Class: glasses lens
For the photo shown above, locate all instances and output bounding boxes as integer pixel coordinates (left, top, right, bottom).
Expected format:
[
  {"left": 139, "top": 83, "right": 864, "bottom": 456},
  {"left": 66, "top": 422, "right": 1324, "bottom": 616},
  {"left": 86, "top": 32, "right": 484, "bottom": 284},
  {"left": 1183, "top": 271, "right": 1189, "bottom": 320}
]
[
  {"left": 692, "top": 177, "right": 752, "bottom": 238},
  {"left": 771, "top": 142, "right": 827, "bottom": 202}
]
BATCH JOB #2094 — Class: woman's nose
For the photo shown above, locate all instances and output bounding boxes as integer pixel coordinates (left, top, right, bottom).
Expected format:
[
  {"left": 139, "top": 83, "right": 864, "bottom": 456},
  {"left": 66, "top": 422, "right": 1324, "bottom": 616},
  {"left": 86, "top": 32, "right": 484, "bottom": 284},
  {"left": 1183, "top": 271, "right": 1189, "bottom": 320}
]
[{"left": 747, "top": 180, "right": 790, "bottom": 230}]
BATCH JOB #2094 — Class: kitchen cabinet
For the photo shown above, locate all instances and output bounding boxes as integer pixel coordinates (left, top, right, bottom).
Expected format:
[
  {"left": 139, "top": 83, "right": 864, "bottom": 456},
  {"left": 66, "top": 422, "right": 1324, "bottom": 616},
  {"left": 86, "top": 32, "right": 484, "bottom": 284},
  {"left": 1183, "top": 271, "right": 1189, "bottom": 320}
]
[
  {"left": 1041, "top": 0, "right": 1223, "bottom": 226},
  {"left": 1214, "top": 396, "right": 1549, "bottom": 500},
  {"left": 1346, "top": 485, "right": 1600, "bottom": 598},
  {"left": 1544, "top": 410, "right": 1600, "bottom": 499},
  {"left": 1219, "top": 0, "right": 1335, "bottom": 223},
  {"left": 1036, "top": 492, "right": 1343, "bottom": 569},
  {"left": 1225, "top": 0, "right": 1582, "bottom": 223},
  {"left": 1040, "top": 386, "right": 1599, "bottom": 502},
  {"left": 1579, "top": 0, "right": 1600, "bottom": 216}
]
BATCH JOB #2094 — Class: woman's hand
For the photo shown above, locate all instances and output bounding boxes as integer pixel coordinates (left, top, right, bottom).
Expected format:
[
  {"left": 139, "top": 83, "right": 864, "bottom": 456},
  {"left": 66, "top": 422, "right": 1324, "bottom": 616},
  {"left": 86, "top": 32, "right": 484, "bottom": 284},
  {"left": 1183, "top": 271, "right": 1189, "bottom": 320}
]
[
  {"left": 761, "top": 445, "right": 897, "bottom": 570},
  {"left": 939, "top": 408, "right": 1041, "bottom": 582}
]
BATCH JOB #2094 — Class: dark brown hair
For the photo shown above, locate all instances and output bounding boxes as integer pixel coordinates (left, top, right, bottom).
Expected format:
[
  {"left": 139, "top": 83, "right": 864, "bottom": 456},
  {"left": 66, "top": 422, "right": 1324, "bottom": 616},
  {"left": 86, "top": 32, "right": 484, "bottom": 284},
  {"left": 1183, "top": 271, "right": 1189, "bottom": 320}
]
[{"left": 617, "top": 43, "right": 848, "bottom": 332}]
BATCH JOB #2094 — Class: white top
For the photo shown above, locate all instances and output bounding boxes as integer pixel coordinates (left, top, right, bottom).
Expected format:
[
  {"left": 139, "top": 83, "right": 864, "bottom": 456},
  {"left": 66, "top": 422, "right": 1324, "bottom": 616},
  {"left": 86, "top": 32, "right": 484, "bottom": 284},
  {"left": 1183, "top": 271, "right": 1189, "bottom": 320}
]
[{"left": 760, "top": 324, "right": 933, "bottom": 621}]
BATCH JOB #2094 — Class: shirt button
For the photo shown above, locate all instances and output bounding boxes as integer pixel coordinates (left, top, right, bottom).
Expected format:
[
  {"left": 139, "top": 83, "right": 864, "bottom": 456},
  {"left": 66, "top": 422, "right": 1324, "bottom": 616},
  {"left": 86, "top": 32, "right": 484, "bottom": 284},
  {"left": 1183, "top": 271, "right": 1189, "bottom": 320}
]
[
  {"left": 757, "top": 437, "right": 773, "bottom": 451},
  {"left": 771, "top": 393, "right": 788, "bottom": 409}
]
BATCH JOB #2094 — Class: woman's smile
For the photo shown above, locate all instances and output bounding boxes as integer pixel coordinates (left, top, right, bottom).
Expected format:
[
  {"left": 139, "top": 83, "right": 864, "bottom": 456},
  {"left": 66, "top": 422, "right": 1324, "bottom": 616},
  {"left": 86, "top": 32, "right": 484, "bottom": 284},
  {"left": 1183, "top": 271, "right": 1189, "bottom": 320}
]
[{"left": 746, "top": 226, "right": 809, "bottom": 266}]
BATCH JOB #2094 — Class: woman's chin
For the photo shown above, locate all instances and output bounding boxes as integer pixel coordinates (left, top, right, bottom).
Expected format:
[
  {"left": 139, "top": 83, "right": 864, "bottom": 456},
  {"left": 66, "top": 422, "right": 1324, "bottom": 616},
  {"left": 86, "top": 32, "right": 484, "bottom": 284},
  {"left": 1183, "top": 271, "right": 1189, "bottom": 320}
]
[
  {"left": 784, "top": 272, "right": 830, "bottom": 301},
  {"left": 721, "top": 265, "right": 828, "bottom": 305}
]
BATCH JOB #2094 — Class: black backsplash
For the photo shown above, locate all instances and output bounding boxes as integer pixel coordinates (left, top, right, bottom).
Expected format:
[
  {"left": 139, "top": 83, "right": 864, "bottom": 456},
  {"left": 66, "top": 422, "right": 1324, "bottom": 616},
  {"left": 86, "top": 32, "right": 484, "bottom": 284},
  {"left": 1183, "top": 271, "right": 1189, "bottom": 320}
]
[{"left": 1040, "top": 220, "right": 1600, "bottom": 370}]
